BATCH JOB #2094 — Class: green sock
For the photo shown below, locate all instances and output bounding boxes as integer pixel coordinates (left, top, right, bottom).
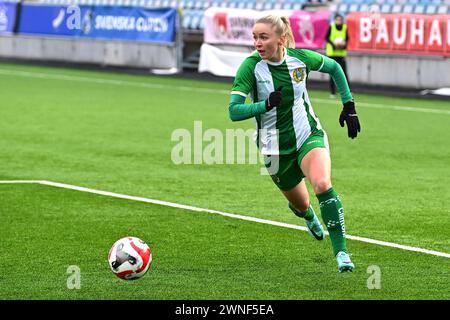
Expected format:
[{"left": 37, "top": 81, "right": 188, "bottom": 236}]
[
  {"left": 289, "top": 203, "right": 315, "bottom": 221},
  {"left": 316, "top": 187, "right": 347, "bottom": 256},
  {"left": 303, "top": 206, "right": 315, "bottom": 221}
]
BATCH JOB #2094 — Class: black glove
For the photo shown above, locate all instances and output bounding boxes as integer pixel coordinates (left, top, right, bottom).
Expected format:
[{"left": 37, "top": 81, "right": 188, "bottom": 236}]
[
  {"left": 265, "top": 86, "right": 283, "bottom": 111},
  {"left": 339, "top": 100, "right": 361, "bottom": 139}
]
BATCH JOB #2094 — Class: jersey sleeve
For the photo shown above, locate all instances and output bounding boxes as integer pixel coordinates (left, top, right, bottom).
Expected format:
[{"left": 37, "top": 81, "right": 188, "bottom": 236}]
[
  {"left": 231, "top": 57, "right": 256, "bottom": 97},
  {"left": 299, "top": 49, "right": 325, "bottom": 72},
  {"left": 320, "top": 56, "right": 353, "bottom": 103}
]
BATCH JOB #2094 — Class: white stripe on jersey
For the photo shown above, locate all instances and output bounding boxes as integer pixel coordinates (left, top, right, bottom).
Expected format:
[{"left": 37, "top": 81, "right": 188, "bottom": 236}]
[
  {"left": 230, "top": 91, "right": 247, "bottom": 97},
  {"left": 317, "top": 56, "right": 326, "bottom": 72},
  {"left": 254, "top": 60, "right": 279, "bottom": 155},
  {"left": 286, "top": 55, "right": 312, "bottom": 150}
]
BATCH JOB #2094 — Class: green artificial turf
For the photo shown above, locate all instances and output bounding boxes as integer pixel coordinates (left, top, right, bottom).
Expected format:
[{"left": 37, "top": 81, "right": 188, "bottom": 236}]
[{"left": 0, "top": 63, "right": 449, "bottom": 299}]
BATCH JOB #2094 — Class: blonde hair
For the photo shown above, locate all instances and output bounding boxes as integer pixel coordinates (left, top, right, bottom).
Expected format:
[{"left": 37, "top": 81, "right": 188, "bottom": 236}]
[{"left": 255, "top": 15, "right": 295, "bottom": 48}]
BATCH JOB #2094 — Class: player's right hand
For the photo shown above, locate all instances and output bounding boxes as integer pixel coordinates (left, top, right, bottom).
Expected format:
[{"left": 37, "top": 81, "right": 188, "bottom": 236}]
[{"left": 265, "top": 86, "right": 283, "bottom": 111}]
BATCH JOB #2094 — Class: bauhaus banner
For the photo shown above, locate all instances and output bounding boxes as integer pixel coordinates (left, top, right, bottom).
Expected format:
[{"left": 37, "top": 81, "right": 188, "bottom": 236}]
[{"left": 347, "top": 13, "right": 450, "bottom": 56}]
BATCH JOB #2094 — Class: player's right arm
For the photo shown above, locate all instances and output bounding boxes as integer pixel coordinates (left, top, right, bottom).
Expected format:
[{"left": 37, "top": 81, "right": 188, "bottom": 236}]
[
  {"left": 229, "top": 57, "right": 281, "bottom": 121},
  {"left": 229, "top": 95, "right": 266, "bottom": 122}
]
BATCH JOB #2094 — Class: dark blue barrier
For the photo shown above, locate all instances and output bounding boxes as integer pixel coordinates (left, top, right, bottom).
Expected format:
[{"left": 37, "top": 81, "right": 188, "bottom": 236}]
[
  {"left": 18, "top": 4, "right": 177, "bottom": 44},
  {"left": 0, "top": 1, "right": 18, "bottom": 33}
]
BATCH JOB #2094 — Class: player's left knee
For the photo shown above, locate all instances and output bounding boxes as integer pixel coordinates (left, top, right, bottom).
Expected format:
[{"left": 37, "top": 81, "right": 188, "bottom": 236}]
[
  {"left": 294, "top": 200, "right": 310, "bottom": 213},
  {"left": 313, "top": 179, "right": 332, "bottom": 195}
]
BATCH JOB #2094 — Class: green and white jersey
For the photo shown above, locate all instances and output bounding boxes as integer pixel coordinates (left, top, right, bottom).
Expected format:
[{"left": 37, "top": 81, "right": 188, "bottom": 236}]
[{"left": 231, "top": 48, "right": 325, "bottom": 155}]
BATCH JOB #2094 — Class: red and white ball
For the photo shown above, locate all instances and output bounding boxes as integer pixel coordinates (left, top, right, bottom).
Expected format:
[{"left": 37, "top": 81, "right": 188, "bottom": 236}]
[{"left": 108, "top": 236, "right": 152, "bottom": 280}]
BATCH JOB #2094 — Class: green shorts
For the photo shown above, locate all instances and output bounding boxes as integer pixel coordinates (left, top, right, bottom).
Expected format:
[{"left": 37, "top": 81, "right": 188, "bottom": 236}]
[{"left": 264, "top": 130, "right": 329, "bottom": 191}]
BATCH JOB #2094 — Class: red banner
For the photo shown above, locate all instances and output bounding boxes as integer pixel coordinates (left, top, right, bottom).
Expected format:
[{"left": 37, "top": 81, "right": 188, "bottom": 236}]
[{"left": 347, "top": 13, "right": 450, "bottom": 56}]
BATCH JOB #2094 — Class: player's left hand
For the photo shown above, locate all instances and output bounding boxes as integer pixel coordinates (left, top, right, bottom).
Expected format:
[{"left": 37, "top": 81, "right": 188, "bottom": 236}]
[{"left": 339, "top": 101, "right": 361, "bottom": 139}]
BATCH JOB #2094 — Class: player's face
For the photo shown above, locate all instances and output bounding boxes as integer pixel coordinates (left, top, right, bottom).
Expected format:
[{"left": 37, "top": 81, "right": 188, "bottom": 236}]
[
  {"left": 252, "top": 23, "right": 285, "bottom": 62},
  {"left": 335, "top": 16, "right": 343, "bottom": 26}
]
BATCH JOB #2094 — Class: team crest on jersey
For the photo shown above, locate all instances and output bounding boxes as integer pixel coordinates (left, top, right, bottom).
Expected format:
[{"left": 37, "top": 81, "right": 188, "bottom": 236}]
[{"left": 293, "top": 67, "right": 305, "bottom": 83}]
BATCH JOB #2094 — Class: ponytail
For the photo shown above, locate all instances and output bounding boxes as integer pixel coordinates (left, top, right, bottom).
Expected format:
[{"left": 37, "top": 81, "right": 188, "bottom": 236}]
[
  {"left": 280, "top": 17, "right": 295, "bottom": 48},
  {"left": 256, "top": 15, "right": 296, "bottom": 48}
]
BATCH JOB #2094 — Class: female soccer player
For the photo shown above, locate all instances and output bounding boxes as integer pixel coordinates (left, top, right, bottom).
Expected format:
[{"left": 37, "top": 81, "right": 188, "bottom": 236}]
[{"left": 228, "top": 15, "right": 361, "bottom": 272}]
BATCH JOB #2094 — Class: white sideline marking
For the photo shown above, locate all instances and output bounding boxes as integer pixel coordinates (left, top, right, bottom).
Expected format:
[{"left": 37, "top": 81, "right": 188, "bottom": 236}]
[
  {"left": 1, "top": 68, "right": 450, "bottom": 115},
  {"left": 0, "top": 69, "right": 229, "bottom": 95},
  {"left": 314, "top": 99, "right": 450, "bottom": 115},
  {"left": 0, "top": 180, "right": 43, "bottom": 184},
  {"left": 1, "top": 179, "right": 449, "bottom": 259}
]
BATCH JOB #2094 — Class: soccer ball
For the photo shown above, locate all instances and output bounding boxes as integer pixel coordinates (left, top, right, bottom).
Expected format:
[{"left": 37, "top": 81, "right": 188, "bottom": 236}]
[{"left": 108, "top": 236, "right": 152, "bottom": 280}]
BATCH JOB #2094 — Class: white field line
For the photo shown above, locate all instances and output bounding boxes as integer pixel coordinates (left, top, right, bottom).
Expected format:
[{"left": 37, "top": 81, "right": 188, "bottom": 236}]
[
  {"left": 314, "top": 99, "right": 450, "bottom": 115},
  {"left": 0, "top": 180, "right": 43, "bottom": 184},
  {"left": 0, "top": 69, "right": 229, "bottom": 95},
  {"left": 1, "top": 179, "right": 449, "bottom": 259},
  {"left": 1, "top": 68, "right": 450, "bottom": 115},
  {"left": 312, "top": 98, "right": 450, "bottom": 115}
]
